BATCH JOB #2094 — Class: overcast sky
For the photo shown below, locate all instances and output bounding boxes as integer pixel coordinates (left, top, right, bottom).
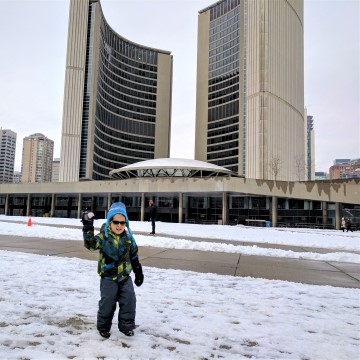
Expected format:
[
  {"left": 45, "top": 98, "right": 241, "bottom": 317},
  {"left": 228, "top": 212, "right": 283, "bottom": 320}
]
[{"left": 0, "top": 0, "right": 358, "bottom": 173}]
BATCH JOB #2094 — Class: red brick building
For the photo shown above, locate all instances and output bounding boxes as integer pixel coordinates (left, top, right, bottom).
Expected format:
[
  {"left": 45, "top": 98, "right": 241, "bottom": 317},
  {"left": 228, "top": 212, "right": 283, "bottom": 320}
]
[{"left": 329, "top": 158, "right": 360, "bottom": 179}]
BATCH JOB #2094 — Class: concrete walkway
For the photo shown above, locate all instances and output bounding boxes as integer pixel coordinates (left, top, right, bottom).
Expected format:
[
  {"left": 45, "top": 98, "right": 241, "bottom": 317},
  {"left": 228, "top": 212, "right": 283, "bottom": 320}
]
[{"left": 0, "top": 233, "right": 359, "bottom": 289}]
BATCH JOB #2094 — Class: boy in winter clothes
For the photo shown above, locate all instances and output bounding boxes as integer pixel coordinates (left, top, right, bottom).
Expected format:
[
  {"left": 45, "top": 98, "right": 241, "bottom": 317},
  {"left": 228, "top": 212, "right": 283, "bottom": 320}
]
[{"left": 83, "top": 202, "right": 144, "bottom": 338}]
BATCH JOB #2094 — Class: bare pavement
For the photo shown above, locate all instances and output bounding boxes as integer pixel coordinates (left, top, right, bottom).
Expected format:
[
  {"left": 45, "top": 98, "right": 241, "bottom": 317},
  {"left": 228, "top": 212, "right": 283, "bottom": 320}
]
[{"left": 0, "top": 223, "right": 359, "bottom": 289}]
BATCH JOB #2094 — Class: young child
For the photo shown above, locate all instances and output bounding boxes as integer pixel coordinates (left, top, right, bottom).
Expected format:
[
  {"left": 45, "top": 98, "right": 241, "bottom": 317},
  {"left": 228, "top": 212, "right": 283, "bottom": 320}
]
[{"left": 82, "top": 202, "right": 144, "bottom": 338}]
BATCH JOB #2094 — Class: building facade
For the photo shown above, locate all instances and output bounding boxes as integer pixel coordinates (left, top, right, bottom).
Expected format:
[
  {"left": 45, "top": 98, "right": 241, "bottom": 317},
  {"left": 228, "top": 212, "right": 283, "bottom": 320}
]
[
  {"left": 0, "top": 129, "right": 17, "bottom": 183},
  {"left": 0, "top": 171, "right": 358, "bottom": 229},
  {"left": 21, "top": 133, "right": 54, "bottom": 183},
  {"left": 195, "top": 0, "right": 304, "bottom": 181},
  {"left": 59, "top": 0, "right": 173, "bottom": 182}
]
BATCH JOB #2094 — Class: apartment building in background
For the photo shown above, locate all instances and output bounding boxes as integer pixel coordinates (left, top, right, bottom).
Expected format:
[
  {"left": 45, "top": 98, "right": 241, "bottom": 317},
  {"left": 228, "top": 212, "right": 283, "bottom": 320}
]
[
  {"left": 13, "top": 171, "right": 21, "bottom": 183},
  {"left": 59, "top": 0, "right": 173, "bottom": 182},
  {"left": 195, "top": 0, "right": 305, "bottom": 180},
  {"left": 306, "top": 114, "right": 315, "bottom": 180},
  {"left": 0, "top": 129, "right": 17, "bottom": 183},
  {"left": 329, "top": 158, "right": 360, "bottom": 179},
  {"left": 333, "top": 159, "right": 351, "bottom": 165},
  {"left": 315, "top": 171, "right": 328, "bottom": 180},
  {"left": 21, "top": 133, "right": 54, "bottom": 183},
  {"left": 52, "top": 158, "right": 60, "bottom": 182}
]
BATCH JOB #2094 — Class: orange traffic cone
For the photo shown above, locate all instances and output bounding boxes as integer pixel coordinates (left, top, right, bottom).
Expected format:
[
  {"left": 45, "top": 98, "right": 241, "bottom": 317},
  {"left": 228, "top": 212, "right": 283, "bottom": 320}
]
[{"left": 27, "top": 217, "right": 32, "bottom": 227}]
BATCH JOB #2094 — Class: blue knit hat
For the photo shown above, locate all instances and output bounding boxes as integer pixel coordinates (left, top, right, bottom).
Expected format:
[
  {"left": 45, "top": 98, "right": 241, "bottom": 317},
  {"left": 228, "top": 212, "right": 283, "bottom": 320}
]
[{"left": 105, "top": 202, "right": 133, "bottom": 238}]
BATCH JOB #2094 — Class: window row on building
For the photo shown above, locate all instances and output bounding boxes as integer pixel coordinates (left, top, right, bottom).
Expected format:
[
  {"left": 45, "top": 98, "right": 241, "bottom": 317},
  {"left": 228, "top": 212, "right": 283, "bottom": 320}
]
[{"left": 1, "top": 193, "right": 358, "bottom": 229}]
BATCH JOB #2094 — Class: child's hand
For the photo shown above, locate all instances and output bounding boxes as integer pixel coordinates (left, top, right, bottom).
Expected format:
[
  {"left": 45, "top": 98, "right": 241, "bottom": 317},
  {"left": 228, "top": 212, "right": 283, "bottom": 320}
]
[
  {"left": 83, "top": 225, "right": 94, "bottom": 232},
  {"left": 82, "top": 212, "right": 94, "bottom": 231},
  {"left": 133, "top": 263, "right": 144, "bottom": 287},
  {"left": 83, "top": 212, "right": 94, "bottom": 223},
  {"left": 135, "top": 272, "right": 144, "bottom": 287}
]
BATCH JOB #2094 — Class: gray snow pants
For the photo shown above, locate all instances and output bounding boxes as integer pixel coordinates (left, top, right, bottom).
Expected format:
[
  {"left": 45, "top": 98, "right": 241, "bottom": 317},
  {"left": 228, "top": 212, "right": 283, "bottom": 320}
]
[{"left": 97, "top": 276, "right": 136, "bottom": 332}]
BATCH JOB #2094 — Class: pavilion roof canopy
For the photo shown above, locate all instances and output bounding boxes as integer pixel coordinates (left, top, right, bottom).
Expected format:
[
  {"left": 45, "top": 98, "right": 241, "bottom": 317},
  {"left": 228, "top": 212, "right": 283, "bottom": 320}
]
[{"left": 109, "top": 158, "right": 236, "bottom": 179}]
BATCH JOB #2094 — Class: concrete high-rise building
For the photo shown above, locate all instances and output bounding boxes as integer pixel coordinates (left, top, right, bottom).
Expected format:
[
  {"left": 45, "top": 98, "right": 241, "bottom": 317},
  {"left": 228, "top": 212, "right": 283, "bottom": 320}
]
[
  {"left": 0, "top": 129, "right": 17, "bottom": 183},
  {"left": 60, "top": 0, "right": 173, "bottom": 182},
  {"left": 195, "top": 0, "right": 304, "bottom": 180},
  {"left": 21, "top": 133, "right": 54, "bottom": 183}
]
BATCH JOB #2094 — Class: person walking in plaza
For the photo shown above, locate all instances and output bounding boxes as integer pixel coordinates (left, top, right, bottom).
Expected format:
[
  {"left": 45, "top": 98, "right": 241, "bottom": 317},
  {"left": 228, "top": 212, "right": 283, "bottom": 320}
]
[
  {"left": 341, "top": 217, "right": 346, "bottom": 232},
  {"left": 149, "top": 199, "right": 158, "bottom": 235},
  {"left": 82, "top": 202, "right": 144, "bottom": 339},
  {"left": 345, "top": 218, "right": 353, "bottom": 232}
]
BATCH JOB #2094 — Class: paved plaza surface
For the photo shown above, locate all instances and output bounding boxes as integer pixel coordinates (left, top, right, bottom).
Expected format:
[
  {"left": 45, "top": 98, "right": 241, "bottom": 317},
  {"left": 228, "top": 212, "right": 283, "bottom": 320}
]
[{"left": 0, "top": 226, "right": 359, "bottom": 289}]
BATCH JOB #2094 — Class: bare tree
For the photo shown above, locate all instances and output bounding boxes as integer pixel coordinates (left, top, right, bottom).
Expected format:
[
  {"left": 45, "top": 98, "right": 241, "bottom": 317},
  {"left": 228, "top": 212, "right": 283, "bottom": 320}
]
[
  {"left": 269, "top": 155, "right": 282, "bottom": 180},
  {"left": 295, "top": 154, "right": 305, "bottom": 181}
]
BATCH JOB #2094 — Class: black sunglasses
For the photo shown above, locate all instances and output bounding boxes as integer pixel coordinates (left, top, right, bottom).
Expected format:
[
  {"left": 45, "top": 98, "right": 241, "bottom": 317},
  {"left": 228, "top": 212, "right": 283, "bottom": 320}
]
[{"left": 112, "top": 220, "right": 126, "bottom": 225}]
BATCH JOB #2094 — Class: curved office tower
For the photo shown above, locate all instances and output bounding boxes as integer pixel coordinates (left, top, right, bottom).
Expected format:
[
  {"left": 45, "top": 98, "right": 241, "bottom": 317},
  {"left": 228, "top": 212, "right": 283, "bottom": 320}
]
[
  {"left": 195, "top": 0, "right": 304, "bottom": 180},
  {"left": 60, "top": 0, "right": 173, "bottom": 181}
]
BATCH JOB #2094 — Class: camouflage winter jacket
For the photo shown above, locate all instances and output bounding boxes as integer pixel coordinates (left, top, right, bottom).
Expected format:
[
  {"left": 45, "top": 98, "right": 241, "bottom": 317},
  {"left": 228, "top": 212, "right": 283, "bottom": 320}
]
[{"left": 83, "top": 223, "right": 140, "bottom": 282}]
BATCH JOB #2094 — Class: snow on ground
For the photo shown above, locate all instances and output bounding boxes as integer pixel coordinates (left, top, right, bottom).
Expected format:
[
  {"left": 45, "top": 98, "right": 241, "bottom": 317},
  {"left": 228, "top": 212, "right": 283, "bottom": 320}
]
[
  {"left": 0, "top": 250, "right": 359, "bottom": 360},
  {"left": 0, "top": 216, "right": 359, "bottom": 263},
  {"left": 0, "top": 216, "right": 359, "bottom": 359}
]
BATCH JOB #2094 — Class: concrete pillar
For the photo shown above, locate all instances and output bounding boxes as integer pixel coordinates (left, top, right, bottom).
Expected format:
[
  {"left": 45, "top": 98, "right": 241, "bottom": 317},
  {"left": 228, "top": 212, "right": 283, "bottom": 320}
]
[
  {"left": 285, "top": 199, "right": 289, "bottom": 209},
  {"left": 26, "top": 194, "right": 31, "bottom": 217},
  {"left": 178, "top": 192, "right": 183, "bottom": 223},
  {"left": 272, "top": 196, "right": 278, "bottom": 227},
  {"left": 322, "top": 201, "right": 327, "bottom": 225},
  {"left": 222, "top": 192, "right": 228, "bottom": 225},
  {"left": 335, "top": 202, "right": 341, "bottom": 230},
  {"left": 51, "top": 193, "right": 55, "bottom": 217},
  {"left": 4, "top": 194, "right": 9, "bottom": 216},
  {"left": 140, "top": 193, "right": 145, "bottom": 221},
  {"left": 77, "top": 193, "right": 82, "bottom": 218},
  {"left": 107, "top": 193, "right": 112, "bottom": 209}
]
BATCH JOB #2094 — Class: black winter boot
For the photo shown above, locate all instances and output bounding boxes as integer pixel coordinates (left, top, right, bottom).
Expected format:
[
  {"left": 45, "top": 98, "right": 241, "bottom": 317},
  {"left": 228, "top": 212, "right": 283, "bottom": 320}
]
[
  {"left": 120, "top": 329, "right": 134, "bottom": 337},
  {"left": 99, "top": 330, "right": 111, "bottom": 338}
]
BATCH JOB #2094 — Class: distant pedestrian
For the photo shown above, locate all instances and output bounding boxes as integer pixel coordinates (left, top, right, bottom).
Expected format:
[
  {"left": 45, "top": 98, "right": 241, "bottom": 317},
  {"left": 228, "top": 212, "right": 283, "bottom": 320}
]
[
  {"left": 341, "top": 217, "right": 346, "bottom": 232},
  {"left": 149, "top": 199, "right": 158, "bottom": 235},
  {"left": 345, "top": 218, "right": 353, "bottom": 232}
]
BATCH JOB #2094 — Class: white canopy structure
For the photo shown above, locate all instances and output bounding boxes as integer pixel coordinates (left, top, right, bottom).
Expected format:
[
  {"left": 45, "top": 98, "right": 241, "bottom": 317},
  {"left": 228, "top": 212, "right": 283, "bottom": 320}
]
[{"left": 109, "top": 158, "right": 236, "bottom": 179}]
